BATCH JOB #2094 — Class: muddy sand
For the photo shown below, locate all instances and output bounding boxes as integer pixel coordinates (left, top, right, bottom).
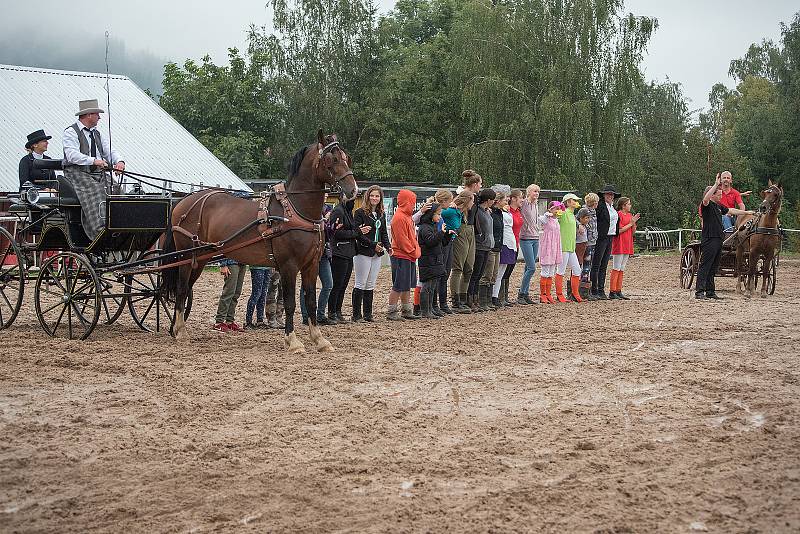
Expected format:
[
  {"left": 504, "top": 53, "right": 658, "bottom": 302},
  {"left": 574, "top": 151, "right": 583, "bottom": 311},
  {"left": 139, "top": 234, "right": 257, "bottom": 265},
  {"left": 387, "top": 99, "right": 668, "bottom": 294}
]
[{"left": 1, "top": 254, "right": 799, "bottom": 532}]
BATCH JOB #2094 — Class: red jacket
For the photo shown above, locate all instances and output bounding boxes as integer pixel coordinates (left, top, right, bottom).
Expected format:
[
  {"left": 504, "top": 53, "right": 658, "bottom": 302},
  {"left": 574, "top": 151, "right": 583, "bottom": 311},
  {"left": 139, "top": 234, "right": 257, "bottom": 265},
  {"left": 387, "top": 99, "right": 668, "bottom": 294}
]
[{"left": 391, "top": 189, "right": 421, "bottom": 261}]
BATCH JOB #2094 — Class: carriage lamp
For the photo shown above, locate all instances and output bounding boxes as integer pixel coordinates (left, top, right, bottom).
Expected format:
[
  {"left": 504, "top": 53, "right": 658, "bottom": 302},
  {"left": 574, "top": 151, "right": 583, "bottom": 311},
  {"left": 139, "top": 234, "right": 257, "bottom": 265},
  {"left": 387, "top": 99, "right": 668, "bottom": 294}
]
[{"left": 20, "top": 181, "right": 41, "bottom": 205}]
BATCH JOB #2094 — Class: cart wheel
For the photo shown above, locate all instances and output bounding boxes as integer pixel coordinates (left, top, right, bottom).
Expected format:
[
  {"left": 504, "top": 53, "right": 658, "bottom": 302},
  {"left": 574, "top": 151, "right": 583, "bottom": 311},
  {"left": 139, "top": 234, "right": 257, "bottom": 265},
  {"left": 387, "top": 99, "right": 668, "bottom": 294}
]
[
  {"left": 34, "top": 252, "right": 100, "bottom": 340},
  {"left": 768, "top": 256, "right": 777, "bottom": 295},
  {"left": 0, "top": 227, "right": 26, "bottom": 329},
  {"left": 680, "top": 247, "right": 696, "bottom": 289},
  {"left": 125, "top": 250, "right": 192, "bottom": 333},
  {"left": 94, "top": 252, "right": 137, "bottom": 325}
]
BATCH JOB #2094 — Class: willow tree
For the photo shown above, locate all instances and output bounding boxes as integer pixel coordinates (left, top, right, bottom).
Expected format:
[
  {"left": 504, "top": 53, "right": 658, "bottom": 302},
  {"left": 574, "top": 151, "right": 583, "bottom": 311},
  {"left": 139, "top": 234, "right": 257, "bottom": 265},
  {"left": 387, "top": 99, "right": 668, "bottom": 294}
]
[
  {"left": 448, "top": 0, "right": 656, "bottom": 190},
  {"left": 248, "top": 0, "right": 379, "bottom": 155}
]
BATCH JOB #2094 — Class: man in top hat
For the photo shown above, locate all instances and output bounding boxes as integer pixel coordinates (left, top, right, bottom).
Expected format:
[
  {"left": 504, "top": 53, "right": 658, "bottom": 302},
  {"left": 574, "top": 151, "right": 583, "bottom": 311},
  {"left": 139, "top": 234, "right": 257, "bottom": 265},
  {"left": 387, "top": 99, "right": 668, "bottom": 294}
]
[
  {"left": 19, "top": 129, "right": 57, "bottom": 189},
  {"left": 589, "top": 183, "right": 621, "bottom": 300},
  {"left": 62, "top": 98, "right": 125, "bottom": 240}
]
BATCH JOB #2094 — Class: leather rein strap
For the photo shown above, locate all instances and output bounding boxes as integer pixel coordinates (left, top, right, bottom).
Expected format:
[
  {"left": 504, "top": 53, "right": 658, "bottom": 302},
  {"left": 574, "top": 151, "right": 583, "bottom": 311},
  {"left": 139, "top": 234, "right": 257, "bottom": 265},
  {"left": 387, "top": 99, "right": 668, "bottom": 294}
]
[{"left": 166, "top": 183, "right": 324, "bottom": 270}]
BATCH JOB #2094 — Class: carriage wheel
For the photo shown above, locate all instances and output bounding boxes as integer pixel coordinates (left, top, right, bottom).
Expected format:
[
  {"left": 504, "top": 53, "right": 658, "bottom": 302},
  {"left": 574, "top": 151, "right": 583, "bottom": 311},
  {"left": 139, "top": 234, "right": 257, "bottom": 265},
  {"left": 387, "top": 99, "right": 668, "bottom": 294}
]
[
  {"left": 768, "top": 257, "right": 777, "bottom": 295},
  {"left": 34, "top": 252, "right": 100, "bottom": 340},
  {"left": 0, "top": 227, "right": 26, "bottom": 329},
  {"left": 94, "top": 252, "right": 138, "bottom": 325},
  {"left": 125, "top": 250, "right": 192, "bottom": 333},
  {"left": 680, "top": 247, "right": 696, "bottom": 289}
]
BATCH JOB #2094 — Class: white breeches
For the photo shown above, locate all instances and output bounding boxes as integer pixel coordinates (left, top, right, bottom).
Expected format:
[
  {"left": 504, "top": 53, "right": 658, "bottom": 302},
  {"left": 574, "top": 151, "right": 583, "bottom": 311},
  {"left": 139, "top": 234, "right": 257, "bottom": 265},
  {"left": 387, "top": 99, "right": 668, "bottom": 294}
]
[
  {"left": 611, "top": 254, "right": 629, "bottom": 272},
  {"left": 557, "top": 251, "right": 580, "bottom": 276},
  {"left": 540, "top": 263, "right": 557, "bottom": 277},
  {"left": 353, "top": 254, "right": 382, "bottom": 290}
]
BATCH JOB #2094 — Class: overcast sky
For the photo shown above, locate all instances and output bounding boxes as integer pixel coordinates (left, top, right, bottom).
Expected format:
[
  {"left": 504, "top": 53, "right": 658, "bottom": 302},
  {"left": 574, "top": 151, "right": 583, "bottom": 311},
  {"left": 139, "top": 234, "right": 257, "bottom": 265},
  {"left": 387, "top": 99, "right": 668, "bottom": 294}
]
[{"left": 1, "top": 0, "right": 797, "bottom": 113}]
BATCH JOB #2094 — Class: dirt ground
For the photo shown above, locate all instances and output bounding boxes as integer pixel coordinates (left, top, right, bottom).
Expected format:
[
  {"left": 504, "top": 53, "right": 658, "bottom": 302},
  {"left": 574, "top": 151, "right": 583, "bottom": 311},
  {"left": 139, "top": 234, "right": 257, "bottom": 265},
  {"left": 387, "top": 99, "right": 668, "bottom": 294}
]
[{"left": 1, "top": 253, "right": 799, "bottom": 533}]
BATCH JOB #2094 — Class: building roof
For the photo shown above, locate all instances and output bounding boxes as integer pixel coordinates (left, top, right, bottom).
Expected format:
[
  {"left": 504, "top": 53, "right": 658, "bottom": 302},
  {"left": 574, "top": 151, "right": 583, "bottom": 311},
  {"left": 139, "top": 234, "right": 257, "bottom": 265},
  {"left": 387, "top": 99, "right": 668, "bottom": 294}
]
[{"left": 0, "top": 64, "right": 250, "bottom": 193}]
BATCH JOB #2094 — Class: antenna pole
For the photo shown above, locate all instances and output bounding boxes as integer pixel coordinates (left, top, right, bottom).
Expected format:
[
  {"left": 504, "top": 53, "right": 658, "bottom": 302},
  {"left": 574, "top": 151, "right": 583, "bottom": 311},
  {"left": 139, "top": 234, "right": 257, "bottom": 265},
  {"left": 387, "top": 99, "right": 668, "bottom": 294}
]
[{"left": 104, "top": 32, "right": 120, "bottom": 190}]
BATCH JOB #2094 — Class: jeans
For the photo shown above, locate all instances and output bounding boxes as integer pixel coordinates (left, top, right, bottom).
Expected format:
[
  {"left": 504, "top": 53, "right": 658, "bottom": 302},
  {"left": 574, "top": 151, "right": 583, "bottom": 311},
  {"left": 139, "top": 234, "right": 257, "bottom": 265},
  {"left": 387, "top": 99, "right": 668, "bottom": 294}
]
[
  {"left": 722, "top": 215, "right": 735, "bottom": 231},
  {"left": 468, "top": 249, "right": 489, "bottom": 296},
  {"left": 518, "top": 239, "right": 539, "bottom": 296},
  {"left": 215, "top": 263, "right": 246, "bottom": 323},
  {"left": 329, "top": 255, "right": 354, "bottom": 315},
  {"left": 591, "top": 236, "right": 612, "bottom": 293},
  {"left": 696, "top": 238, "right": 722, "bottom": 294},
  {"left": 246, "top": 268, "right": 271, "bottom": 324},
  {"left": 300, "top": 255, "right": 333, "bottom": 321}
]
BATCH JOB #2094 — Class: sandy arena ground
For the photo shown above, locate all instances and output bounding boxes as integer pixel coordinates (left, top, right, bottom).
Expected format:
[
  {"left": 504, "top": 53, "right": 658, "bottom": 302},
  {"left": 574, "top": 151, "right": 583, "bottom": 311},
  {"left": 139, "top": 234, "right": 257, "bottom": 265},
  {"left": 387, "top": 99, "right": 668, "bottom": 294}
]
[{"left": 1, "top": 253, "right": 799, "bottom": 533}]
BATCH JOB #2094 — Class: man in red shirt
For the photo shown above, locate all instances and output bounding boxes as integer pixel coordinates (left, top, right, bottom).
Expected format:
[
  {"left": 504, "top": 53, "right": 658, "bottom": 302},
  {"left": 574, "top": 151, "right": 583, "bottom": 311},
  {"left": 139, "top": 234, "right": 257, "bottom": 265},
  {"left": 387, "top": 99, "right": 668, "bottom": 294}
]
[{"left": 718, "top": 171, "right": 750, "bottom": 230}]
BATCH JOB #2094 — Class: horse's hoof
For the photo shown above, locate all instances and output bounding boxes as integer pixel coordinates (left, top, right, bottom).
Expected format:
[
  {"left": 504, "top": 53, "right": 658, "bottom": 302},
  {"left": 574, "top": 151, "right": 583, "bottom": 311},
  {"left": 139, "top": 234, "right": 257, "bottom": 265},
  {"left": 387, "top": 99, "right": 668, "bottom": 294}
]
[
  {"left": 174, "top": 330, "right": 190, "bottom": 343},
  {"left": 317, "top": 339, "right": 334, "bottom": 353},
  {"left": 288, "top": 345, "right": 306, "bottom": 355}
]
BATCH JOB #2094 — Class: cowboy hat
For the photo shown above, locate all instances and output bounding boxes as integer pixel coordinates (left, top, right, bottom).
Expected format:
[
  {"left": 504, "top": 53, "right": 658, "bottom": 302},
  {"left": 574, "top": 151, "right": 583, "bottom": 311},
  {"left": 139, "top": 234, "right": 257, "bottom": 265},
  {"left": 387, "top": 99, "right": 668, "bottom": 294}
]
[
  {"left": 25, "top": 129, "right": 51, "bottom": 149},
  {"left": 597, "top": 184, "right": 621, "bottom": 198},
  {"left": 75, "top": 99, "right": 105, "bottom": 116}
]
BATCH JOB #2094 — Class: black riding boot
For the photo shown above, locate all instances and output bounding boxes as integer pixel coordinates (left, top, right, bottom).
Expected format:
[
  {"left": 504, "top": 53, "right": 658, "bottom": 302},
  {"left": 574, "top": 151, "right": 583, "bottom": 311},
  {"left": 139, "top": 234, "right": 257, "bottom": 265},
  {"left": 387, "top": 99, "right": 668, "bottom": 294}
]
[
  {"left": 362, "top": 289, "right": 375, "bottom": 322},
  {"left": 351, "top": 288, "right": 363, "bottom": 322}
]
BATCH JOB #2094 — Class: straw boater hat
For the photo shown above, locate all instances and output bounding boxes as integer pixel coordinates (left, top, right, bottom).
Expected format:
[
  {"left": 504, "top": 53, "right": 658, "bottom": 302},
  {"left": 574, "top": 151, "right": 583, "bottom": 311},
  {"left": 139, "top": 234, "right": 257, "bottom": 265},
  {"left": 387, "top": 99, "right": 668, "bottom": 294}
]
[
  {"left": 75, "top": 99, "right": 105, "bottom": 116},
  {"left": 25, "top": 129, "right": 52, "bottom": 149}
]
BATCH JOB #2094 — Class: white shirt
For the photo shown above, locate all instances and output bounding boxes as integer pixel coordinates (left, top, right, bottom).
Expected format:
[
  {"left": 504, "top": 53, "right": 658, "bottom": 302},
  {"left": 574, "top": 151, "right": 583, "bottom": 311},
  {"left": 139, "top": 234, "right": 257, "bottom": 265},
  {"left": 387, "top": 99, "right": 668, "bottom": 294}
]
[
  {"left": 31, "top": 151, "right": 44, "bottom": 160},
  {"left": 501, "top": 210, "right": 517, "bottom": 251},
  {"left": 63, "top": 121, "right": 122, "bottom": 166},
  {"left": 606, "top": 201, "right": 618, "bottom": 236}
]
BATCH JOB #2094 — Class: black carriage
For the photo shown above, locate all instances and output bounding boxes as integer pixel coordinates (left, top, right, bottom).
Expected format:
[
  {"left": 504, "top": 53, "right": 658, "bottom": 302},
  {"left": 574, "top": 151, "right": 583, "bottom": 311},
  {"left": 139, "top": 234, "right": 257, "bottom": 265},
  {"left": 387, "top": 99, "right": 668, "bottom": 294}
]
[
  {"left": 0, "top": 162, "right": 190, "bottom": 339},
  {"left": 679, "top": 229, "right": 781, "bottom": 295}
]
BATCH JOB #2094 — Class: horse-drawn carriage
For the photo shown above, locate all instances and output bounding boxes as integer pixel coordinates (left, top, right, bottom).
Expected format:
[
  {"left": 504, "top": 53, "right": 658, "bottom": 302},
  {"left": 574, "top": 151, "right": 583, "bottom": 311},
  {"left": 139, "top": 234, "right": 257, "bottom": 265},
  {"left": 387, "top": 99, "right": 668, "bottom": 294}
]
[
  {"left": 679, "top": 230, "right": 781, "bottom": 294},
  {"left": 1, "top": 130, "right": 358, "bottom": 353},
  {"left": 679, "top": 181, "right": 784, "bottom": 297},
  {"left": 0, "top": 159, "right": 188, "bottom": 339}
]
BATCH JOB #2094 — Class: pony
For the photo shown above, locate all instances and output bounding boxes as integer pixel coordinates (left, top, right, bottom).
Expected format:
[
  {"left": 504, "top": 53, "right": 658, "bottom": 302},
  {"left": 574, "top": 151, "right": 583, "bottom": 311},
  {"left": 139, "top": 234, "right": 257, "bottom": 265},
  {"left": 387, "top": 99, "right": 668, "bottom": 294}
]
[
  {"left": 735, "top": 179, "right": 782, "bottom": 298},
  {"left": 162, "top": 130, "right": 358, "bottom": 353}
]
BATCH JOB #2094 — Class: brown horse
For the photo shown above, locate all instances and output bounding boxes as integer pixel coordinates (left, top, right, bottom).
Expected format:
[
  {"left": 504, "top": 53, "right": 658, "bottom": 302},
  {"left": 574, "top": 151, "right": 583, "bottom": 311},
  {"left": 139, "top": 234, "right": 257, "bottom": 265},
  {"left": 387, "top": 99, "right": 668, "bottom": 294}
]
[
  {"left": 162, "top": 130, "right": 358, "bottom": 353},
  {"left": 736, "top": 180, "right": 783, "bottom": 298}
]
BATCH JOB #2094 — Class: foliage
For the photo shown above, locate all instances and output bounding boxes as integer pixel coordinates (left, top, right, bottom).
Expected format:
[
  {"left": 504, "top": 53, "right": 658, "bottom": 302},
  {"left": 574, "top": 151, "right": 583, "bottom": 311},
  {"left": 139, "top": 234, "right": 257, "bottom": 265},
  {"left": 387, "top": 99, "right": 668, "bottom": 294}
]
[{"left": 157, "top": 1, "right": 800, "bottom": 229}]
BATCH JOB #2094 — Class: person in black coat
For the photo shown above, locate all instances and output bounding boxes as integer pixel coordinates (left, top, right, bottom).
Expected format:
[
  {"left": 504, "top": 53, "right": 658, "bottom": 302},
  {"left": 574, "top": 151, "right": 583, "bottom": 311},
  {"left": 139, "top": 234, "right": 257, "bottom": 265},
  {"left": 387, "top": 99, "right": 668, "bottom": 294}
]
[
  {"left": 590, "top": 184, "right": 621, "bottom": 299},
  {"left": 18, "top": 129, "right": 57, "bottom": 189},
  {"left": 328, "top": 199, "right": 359, "bottom": 322},
  {"left": 352, "top": 185, "right": 391, "bottom": 322},
  {"left": 417, "top": 203, "right": 455, "bottom": 319}
]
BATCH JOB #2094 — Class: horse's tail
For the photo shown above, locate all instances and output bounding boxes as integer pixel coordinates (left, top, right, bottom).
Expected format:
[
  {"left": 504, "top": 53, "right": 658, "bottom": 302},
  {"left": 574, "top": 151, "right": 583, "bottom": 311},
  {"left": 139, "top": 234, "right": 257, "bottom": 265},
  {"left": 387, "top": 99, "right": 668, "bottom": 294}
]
[{"left": 161, "top": 219, "right": 179, "bottom": 303}]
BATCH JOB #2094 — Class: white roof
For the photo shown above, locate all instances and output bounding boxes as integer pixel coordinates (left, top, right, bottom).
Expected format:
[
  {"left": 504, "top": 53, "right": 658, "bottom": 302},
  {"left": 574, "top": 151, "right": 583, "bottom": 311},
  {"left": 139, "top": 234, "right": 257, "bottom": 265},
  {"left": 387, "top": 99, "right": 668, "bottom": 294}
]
[{"left": 0, "top": 64, "right": 251, "bottom": 193}]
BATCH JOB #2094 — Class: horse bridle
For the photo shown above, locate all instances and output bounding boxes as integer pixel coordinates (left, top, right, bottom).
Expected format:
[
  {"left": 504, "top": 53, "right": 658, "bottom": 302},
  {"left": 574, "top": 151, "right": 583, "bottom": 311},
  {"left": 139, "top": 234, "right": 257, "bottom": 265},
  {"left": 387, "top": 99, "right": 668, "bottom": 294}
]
[
  {"left": 317, "top": 140, "right": 354, "bottom": 197},
  {"left": 759, "top": 185, "right": 782, "bottom": 216}
]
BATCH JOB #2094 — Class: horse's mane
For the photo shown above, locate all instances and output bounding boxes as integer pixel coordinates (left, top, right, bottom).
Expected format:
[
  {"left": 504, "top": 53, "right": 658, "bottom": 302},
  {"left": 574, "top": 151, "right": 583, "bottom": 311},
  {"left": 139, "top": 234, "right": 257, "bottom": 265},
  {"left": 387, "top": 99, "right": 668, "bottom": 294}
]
[
  {"left": 287, "top": 145, "right": 309, "bottom": 179},
  {"left": 286, "top": 135, "right": 344, "bottom": 184}
]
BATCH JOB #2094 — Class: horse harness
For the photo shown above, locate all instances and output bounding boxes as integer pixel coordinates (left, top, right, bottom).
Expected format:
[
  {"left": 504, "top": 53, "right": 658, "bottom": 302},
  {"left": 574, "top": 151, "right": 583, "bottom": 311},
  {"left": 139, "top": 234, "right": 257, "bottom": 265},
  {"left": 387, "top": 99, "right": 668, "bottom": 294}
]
[{"left": 170, "top": 182, "right": 324, "bottom": 268}]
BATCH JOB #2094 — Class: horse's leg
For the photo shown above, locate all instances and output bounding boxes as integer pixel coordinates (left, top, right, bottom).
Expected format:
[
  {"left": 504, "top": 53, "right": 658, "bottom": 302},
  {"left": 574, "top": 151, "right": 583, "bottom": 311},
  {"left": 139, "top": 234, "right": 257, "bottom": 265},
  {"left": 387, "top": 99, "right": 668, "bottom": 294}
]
[
  {"left": 735, "top": 247, "right": 743, "bottom": 295},
  {"left": 172, "top": 264, "right": 196, "bottom": 342},
  {"left": 760, "top": 250, "right": 773, "bottom": 299},
  {"left": 281, "top": 268, "right": 305, "bottom": 354},
  {"left": 747, "top": 252, "right": 758, "bottom": 299},
  {"left": 303, "top": 263, "right": 333, "bottom": 353}
]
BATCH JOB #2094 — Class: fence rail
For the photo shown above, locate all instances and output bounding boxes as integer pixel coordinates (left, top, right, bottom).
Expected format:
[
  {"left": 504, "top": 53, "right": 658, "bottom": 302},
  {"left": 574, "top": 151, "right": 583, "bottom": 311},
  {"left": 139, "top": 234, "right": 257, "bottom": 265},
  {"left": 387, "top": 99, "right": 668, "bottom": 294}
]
[{"left": 635, "top": 227, "right": 800, "bottom": 252}]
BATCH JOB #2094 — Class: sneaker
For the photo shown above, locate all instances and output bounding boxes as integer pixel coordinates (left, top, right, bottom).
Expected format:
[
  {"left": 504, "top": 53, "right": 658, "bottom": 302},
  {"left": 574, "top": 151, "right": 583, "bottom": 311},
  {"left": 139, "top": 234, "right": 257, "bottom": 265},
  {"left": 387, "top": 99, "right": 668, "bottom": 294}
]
[
  {"left": 695, "top": 292, "right": 706, "bottom": 300},
  {"left": 212, "top": 322, "right": 229, "bottom": 332},
  {"left": 226, "top": 322, "right": 244, "bottom": 332},
  {"left": 706, "top": 292, "right": 723, "bottom": 300},
  {"left": 255, "top": 321, "right": 269, "bottom": 329}
]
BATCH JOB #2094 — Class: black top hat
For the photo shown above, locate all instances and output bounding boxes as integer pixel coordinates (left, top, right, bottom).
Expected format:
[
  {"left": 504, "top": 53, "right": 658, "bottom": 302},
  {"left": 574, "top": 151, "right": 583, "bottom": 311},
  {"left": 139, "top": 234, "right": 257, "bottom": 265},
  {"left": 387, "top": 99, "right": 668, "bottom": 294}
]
[
  {"left": 598, "top": 183, "right": 621, "bottom": 198},
  {"left": 25, "top": 129, "right": 52, "bottom": 149}
]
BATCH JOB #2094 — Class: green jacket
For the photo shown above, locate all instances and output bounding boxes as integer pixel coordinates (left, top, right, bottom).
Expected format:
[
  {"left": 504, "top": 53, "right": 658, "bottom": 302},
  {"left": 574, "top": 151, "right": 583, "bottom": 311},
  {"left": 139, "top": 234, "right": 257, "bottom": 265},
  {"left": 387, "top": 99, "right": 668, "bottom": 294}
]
[{"left": 558, "top": 209, "right": 576, "bottom": 252}]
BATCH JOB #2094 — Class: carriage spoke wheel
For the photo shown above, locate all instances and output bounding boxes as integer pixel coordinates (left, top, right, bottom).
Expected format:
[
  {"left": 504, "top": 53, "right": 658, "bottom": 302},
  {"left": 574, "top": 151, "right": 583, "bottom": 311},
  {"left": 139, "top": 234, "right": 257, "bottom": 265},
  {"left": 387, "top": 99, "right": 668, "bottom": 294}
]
[
  {"left": 125, "top": 249, "right": 192, "bottom": 333},
  {"left": 768, "top": 257, "right": 777, "bottom": 295},
  {"left": 94, "top": 251, "right": 138, "bottom": 325},
  {"left": 680, "top": 247, "right": 696, "bottom": 289},
  {"left": 34, "top": 252, "right": 100, "bottom": 340},
  {"left": 0, "top": 227, "right": 26, "bottom": 329}
]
